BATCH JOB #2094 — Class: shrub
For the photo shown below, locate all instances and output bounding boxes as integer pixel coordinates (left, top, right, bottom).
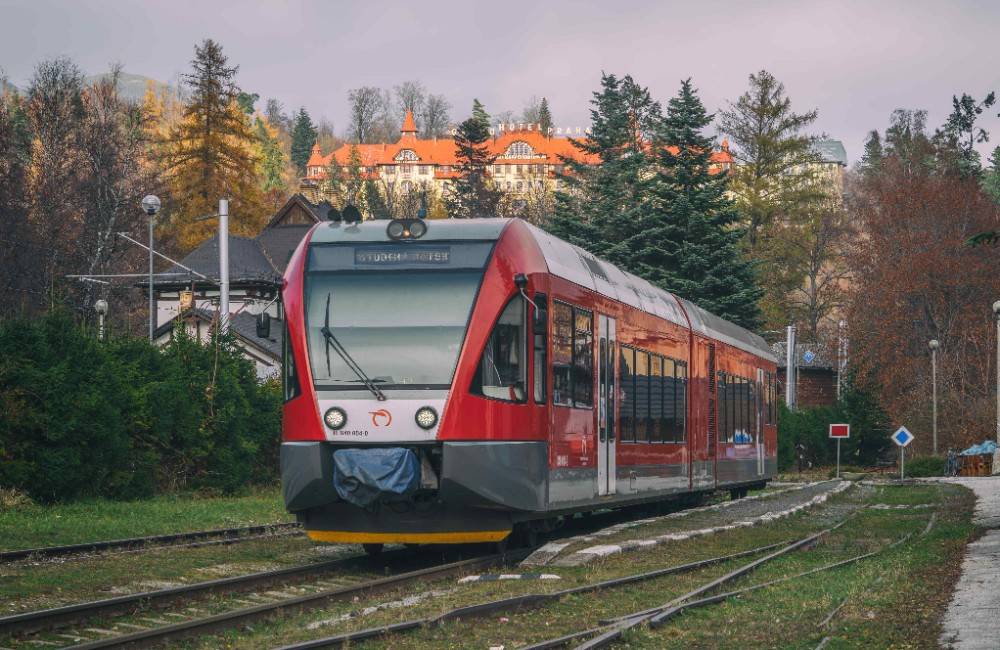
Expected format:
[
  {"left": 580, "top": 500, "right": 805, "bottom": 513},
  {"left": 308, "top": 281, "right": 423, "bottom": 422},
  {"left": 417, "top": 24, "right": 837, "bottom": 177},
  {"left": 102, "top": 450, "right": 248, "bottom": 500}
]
[
  {"left": 904, "top": 455, "right": 944, "bottom": 478},
  {"left": 0, "top": 312, "right": 281, "bottom": 502}
]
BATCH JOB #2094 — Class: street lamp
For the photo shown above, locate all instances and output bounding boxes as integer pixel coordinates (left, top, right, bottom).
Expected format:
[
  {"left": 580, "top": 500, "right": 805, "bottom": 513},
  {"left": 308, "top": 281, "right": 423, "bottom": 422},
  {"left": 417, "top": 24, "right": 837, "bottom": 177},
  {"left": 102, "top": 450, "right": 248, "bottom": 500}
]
[
  {"left": 142, "top": 195, "right": 161, "bottom": 342},
  {"left": 929, "top": 339, "right": 939, "bottom": 455},
  {"left": 993, "top": 301, "right": 1000, "bottom": 474},
  {"left": 94, "top": 299, "right": 108, "bottom": 342}
]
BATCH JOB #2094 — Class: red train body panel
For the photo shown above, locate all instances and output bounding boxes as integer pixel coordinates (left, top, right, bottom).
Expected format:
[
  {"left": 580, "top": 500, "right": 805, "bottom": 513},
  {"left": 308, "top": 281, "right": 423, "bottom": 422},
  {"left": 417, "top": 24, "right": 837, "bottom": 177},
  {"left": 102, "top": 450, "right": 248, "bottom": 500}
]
[{"left": 279, "top": 218, "right": 777, "bottom": 545}]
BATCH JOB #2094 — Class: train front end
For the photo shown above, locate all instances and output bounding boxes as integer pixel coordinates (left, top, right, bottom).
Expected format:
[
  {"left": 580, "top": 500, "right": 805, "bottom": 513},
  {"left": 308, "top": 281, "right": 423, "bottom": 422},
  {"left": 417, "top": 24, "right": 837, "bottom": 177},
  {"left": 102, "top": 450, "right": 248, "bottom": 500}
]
[{"left": 279, "top": 217, "right": 546, "bottom": 548}]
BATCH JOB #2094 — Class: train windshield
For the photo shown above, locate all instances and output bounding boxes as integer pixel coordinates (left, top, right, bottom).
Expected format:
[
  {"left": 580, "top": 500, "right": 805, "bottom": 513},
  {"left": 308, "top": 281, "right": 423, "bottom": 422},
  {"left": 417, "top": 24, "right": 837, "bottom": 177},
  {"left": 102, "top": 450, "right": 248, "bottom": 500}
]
[{"left": 305, "top": 270, "right": 483, "bottom": 388}]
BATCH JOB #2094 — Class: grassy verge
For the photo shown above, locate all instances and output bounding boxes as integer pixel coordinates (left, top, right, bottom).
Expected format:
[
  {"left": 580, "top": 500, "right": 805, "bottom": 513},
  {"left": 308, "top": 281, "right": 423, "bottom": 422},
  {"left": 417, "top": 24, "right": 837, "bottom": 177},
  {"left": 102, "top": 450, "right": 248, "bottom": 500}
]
[
  {"left": 187, "top": 482, "right": 974, "bottom": 649},
  {"left": 0, "top": 486, "right": 291, "bottom": 551}
]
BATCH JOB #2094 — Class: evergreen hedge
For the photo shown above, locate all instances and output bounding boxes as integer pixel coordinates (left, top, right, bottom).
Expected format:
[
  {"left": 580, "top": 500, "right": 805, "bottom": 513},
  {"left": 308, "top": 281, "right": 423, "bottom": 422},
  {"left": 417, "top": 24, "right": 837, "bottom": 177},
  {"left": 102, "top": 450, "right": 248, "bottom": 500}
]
[{"left": 0, "top": 312, "right": 281, "bottom": 502}]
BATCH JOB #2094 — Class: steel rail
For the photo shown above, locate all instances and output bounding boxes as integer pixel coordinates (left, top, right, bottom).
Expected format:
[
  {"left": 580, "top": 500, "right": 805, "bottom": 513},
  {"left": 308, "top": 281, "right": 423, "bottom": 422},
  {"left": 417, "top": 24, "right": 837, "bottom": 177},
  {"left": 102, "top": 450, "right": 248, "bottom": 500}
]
[
  {"left": 0, "top": 522, "right": 301, "bottom": 563},
  {"left": 273, "top": 540, "right": 792, "bottom": 650},
  {"left": 0, "top": 548, "right": 392, "bottom": 637},
  {"left": 62, "top": 551, "right": 522, "bottom": 650}
]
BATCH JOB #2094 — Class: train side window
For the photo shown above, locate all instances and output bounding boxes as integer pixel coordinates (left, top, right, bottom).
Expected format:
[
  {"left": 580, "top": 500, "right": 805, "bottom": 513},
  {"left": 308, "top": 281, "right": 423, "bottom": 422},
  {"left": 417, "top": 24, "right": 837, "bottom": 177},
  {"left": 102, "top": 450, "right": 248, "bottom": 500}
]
[
  {"left": 620, "top": 346, "right": 636, "bottom": 442},
  {"left": 551, "top": 302, "right": 573, "bottom": 406},
  {"left": 572, "top": 308, "right": 594, "bottom": 407},
  {"left": 650, "top": 355, "right": 663, "bottom": 443},
  {"left": 662, "top": 357, "right": 676, "bottom": 443},
  {"left": 735, "top": 376, "right": 749, "bottom": 443},
  {"left": 282, "top": 321, "right": 300, "bottom": 402},
  {"left": 471, "top": 296, "right": 527, "bottom": 402},
  {"left": 676, "top": 361, "right": 687, "bottom": 442},
  {"left": 635, "top": 350, "right": 649, "bottom": 442},
  {"left": 533, "top": 293, "right": 548, "bottom": 404}
]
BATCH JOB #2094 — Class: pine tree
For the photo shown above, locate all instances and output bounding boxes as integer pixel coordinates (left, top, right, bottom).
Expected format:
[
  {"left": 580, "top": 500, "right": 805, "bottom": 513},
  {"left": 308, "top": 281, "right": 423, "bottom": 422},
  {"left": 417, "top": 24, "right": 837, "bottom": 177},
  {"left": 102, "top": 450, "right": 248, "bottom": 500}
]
[
  {"left": 647, "top": 79, "right": 761, "bottom": 329},
  {"left": 858, "top": 130, "right": 883, "bottom": 178},
  {"left": 547, "top": 73, "right": 660, "bottom": 269},
  {"left": 255, "top": 116, "right": 285, "bottom": 193},
  {"left": 364, "top": 179, "right": 389, "bottom": 219},
  {"left": 538, "top": 97, "right": 553, "bottom": 136},
  {"left": 289, "top": 107, "right": 317, "bottom": 174},
  {"left": 445, "top": 101, "right": 502, "bottom": 218},
  {"left": 162, "top": 39, "right": 265, "bottom": 249},
  {"left": 982, "top": 146, "right": 1000, "bottom": 205},
  {"left": 472, "top": 99, "right": 490, "bottom": 130}
]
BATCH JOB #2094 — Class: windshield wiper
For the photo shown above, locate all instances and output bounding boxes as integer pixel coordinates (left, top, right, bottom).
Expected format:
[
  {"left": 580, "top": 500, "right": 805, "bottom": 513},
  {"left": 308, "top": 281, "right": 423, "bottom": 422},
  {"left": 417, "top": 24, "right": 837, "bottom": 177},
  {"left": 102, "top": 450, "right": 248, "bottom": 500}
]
[{"left": 321, "top": 293, "right": 387, "bottom": 402}]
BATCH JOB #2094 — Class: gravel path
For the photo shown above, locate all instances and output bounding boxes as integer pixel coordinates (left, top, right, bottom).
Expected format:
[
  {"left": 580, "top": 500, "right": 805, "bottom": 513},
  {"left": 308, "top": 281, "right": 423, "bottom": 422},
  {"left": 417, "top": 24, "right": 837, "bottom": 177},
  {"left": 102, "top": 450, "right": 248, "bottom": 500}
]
[
  {"left": 523, "top": 480, "right": 851, "bottom": 567},
  {"left": 937, "top": 477, "right": 1000, "bottom": 650}
]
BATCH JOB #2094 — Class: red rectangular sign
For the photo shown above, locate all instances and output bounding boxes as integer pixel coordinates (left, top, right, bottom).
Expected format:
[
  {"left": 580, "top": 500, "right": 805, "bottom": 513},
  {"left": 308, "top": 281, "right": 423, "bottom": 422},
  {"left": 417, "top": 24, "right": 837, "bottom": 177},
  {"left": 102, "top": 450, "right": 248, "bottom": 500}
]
[{"left": 829, "top": 423, "right": 850, "bottom": 439}]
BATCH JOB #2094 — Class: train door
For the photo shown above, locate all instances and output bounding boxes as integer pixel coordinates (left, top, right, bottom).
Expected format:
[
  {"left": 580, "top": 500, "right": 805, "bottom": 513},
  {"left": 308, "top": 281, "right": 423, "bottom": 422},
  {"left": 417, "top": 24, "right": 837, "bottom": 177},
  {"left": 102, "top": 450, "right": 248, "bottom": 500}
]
[
  {"left": 597, "top": 315, "right": 617, "bottom": 496},
  {"left": 756, "top": 368, "right": 765, "bottom": 476}
]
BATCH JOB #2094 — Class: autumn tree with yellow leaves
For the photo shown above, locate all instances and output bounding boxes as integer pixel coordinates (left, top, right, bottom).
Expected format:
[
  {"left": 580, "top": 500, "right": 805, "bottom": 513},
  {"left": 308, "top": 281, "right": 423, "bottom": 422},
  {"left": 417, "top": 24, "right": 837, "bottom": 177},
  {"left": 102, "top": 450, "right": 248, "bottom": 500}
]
[{"left": 160, "top": 39, "right": 268, "bottom": 251}]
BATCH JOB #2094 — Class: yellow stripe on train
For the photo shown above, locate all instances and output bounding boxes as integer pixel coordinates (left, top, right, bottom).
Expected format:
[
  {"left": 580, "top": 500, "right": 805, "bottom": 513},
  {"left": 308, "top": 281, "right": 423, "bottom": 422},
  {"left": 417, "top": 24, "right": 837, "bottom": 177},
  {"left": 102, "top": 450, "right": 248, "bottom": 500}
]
[{"left": 306, "top": 529, "right": 511, "bottom": 544}]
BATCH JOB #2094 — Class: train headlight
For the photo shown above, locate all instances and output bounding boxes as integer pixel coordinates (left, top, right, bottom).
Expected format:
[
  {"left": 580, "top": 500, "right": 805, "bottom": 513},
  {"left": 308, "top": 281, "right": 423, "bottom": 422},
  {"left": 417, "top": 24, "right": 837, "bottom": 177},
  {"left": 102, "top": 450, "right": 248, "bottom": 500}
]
[
  {"left": 387, "top": 221, "right": 406, "bottom": 239},
  {"left": 414, "top": 406, "right": 438, "bottom": 430},
  {"left": 408, "top": 219, "right": 427, "bottom": 238},
  {"left": 324, "top": 407, "right": 347, "bottom": 430}
]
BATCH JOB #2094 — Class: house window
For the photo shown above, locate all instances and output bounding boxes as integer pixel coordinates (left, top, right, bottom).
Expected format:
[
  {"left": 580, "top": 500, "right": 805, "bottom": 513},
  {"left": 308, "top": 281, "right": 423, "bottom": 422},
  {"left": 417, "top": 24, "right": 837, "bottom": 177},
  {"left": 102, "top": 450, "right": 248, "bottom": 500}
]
[{"left": 396, "top": 149, "right": 419, "bottom": 162}]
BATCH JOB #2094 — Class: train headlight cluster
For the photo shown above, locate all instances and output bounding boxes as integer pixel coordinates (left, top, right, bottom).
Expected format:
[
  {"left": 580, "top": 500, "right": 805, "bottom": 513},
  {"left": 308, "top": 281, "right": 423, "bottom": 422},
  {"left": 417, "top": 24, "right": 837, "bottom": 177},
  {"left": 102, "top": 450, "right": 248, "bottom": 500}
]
[
  {"left": 386, "top": 219, "right": 427, "bottom": 240},
  {"left": 324, "top": 407, "right": 347, "bottom": 430},
  {"left": 414, "top": 406, "right": 438, "bottom": 430}
]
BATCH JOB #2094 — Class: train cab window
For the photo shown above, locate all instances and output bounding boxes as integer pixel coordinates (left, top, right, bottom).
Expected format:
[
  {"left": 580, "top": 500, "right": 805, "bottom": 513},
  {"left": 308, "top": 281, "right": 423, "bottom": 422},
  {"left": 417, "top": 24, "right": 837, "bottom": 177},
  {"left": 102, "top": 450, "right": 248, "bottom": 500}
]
[
  {"left": 552, "top": 302, "right": 593, "bottom": 408},
  {"left": 620, "top": 346, "right": 636, "bottom": 441},
  {"left": 282, "top": 321, "right": 300, "bottom": 402},
  {"left": 650, "top": 355, "right": 663, "bottom": 443},
  {"left": 472, "top": 296, "right": 527, "bottom": 402},
  {"left": 533, "top": 293, "right": 548, "bottom": 404},
  {"left": 676, "top": 361, "right": 687, "bottom": 442}
]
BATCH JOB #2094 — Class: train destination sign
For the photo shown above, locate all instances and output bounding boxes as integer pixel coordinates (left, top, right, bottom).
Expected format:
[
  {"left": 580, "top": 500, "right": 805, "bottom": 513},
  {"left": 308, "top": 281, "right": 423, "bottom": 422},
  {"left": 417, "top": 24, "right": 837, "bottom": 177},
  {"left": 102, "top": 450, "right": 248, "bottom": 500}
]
[{"left": 354, "top": 247, "right": 451, "bottom": 266}]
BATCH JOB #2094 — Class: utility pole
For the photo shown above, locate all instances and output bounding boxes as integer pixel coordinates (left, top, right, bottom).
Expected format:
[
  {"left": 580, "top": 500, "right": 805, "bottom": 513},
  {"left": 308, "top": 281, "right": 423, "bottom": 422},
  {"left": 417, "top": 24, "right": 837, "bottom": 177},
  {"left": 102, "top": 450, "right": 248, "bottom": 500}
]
[
  {"left": 142, "top": 195, "right": 161, "bottom": 342},
  {"left": 930, "top": 339, "right": 939, "bottom": 455},
  {"left": 993, "top": 301, "right": 1000, "bottom": 474},
  {"left": 219, "top": 198, "right": 230, "bottom": 334},
  {"left": 785, "top": 325, "right": 797, "bottom": 411},
  {"left": 94, "top": 299, "right": 108, "bottom": 342},
  {"left": 837, "top": 320, "right": 847, "bottom": 400}
]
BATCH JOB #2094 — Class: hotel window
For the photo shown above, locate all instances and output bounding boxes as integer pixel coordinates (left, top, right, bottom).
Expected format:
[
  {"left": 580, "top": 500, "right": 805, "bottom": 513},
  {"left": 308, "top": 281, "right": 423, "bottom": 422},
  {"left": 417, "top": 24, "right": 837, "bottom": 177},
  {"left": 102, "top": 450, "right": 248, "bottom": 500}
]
[
  {"left": 506, "top": 141, "right": 533, "bottom": 158},
  {"left": 397, "top": 149, "right": 418, "bottom": 162},
  {"left": 516, "top": 181, "right": 524, "bottom": 191}
]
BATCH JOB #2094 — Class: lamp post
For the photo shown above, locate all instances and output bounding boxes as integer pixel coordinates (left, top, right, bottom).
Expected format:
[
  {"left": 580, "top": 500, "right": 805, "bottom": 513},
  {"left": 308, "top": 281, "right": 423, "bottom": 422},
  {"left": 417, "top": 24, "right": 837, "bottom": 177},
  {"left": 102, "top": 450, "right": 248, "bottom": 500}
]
[
  {"left": 141, "top": 195, "right": 161, "bottom": 342},
  {"left": 929, "top": 339, "right": 939, "bottom": 455},
  {"left": 993, "top": 301, "right": 1000, "bottom": 474},
  {"left": 94, "top": 299, "right": 108, "bottom": 342}
]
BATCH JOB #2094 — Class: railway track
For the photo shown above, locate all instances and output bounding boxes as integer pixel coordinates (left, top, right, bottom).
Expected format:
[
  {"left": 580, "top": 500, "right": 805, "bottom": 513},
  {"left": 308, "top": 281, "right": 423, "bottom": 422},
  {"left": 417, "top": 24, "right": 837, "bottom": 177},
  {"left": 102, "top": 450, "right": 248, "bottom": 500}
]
[
  {"left": 0, "top": 523, "right": 302, "bottom": 564},
  {"left": 0, "top": 548, "right": 521, "bottom": 649}
]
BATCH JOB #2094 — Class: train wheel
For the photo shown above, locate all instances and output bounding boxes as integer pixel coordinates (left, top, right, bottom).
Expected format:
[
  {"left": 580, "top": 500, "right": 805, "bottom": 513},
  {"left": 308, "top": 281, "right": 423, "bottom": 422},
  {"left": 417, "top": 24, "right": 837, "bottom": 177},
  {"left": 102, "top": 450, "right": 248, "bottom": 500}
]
[
  {"left": 493, "top": 536, "right": 509, "bottom": 555},
  {"left": 362, "top": 543, "right": 384, "bottom": 558},
  {"left": 729, "top": 488, "right": 743, "bottom": 501}
]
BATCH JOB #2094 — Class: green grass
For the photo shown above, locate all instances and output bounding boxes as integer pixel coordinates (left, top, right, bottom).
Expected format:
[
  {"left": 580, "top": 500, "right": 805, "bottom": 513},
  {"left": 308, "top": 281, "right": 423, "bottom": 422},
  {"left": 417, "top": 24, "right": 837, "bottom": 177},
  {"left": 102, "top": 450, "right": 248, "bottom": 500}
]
[
  {"left": 0, "top": 486, "right": 291, "bottom": 551},
  {"left": 180, "top": 482, "right": 976, "bottom": 649}
]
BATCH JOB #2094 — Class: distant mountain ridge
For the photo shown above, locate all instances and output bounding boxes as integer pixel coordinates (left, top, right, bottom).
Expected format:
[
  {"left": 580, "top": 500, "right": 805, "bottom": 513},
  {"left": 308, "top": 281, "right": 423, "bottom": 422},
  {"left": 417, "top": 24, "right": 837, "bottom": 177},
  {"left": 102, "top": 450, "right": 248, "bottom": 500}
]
[{"left": 84, "top": 72, "right": 176, "bottom": 103}]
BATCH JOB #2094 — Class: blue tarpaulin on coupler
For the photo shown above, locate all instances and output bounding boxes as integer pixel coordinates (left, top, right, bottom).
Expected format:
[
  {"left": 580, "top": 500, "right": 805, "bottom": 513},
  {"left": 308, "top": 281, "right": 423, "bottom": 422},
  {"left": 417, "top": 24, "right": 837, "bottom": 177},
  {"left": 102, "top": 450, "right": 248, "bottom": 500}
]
[{"left": 332, "top": 448, "right": 421, "bottom": 508}]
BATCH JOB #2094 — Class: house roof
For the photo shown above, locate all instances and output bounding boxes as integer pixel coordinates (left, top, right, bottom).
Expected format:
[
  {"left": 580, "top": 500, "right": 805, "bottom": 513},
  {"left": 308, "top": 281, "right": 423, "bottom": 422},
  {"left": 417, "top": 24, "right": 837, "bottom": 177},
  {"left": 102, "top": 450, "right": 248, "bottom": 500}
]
[
  {"left": 153, "top": 194, "right": 325, "bottom": 290},
  {"left": 154, "top": 308, "right": 283, "bottom": 360},
  {"left": 812, "top": 139, "right": 848, "bottom": 166},
  {"left": 401, "top": 110, "right": 417, "bottom": 134}
]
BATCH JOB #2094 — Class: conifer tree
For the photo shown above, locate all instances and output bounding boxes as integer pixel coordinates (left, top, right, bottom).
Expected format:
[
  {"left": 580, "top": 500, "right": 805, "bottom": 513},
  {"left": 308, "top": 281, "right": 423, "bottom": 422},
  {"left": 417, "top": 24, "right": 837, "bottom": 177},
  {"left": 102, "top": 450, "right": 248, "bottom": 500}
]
[
  {"left": 538, "top": 97, "right": 553, "bottom": 136},
  {"left": 648, "top": 79, "right": 761, "bottom": 329},
  {"left": 254, "top": 116, "right": 285, "bottom": 193},
  {"left": 162, "top": 39, "right": 265, "bottom": 249},
  {"left": 364, "top": 179, "right": 390, "bottom": 219},
  {"left": 290, "top": 107, "right": 317, "bottom": 173},
  {"left": 547, "top": 73, "right": 659, "bottom": 268},
  {"left": 858, "top": 130, "right": 883, "bottom": 178},
  {"left": 445, "top": 101, "right": 502, "bottom": 218},
  {"left": 982, "top": 146, "right": 1000, "bottom": 206}
]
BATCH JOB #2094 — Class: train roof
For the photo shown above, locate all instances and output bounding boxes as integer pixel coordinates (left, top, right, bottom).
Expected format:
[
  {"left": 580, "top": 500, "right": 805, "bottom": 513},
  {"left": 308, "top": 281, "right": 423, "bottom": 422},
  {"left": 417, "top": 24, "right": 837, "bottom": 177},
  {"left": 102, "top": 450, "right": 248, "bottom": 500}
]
[{"left": 307, "top": 218, "right": 775, "bottom": 362}]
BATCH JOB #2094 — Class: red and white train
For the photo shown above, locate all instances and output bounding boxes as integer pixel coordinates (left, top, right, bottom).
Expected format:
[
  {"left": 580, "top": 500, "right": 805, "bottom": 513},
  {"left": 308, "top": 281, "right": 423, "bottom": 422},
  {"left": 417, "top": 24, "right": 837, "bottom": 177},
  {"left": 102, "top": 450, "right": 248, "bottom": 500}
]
[{"left": 279, "top": 217, "right": 777, "bottom": 551}]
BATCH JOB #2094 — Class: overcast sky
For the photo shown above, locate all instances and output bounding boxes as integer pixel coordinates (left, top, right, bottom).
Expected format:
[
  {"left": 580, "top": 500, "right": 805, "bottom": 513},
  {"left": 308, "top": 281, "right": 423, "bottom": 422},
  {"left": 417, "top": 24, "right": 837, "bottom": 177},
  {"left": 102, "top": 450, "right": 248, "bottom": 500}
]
[{"left": 2, "top": 0, "right": 999, "bottom": 164}]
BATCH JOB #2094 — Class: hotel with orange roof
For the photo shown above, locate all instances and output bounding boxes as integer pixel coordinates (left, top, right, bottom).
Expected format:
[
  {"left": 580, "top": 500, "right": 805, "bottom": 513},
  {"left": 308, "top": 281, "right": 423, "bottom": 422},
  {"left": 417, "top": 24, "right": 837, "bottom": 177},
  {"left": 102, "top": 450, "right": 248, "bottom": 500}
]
[{"left": 300, "top": 110, "right": 737, "bottom": 207}]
